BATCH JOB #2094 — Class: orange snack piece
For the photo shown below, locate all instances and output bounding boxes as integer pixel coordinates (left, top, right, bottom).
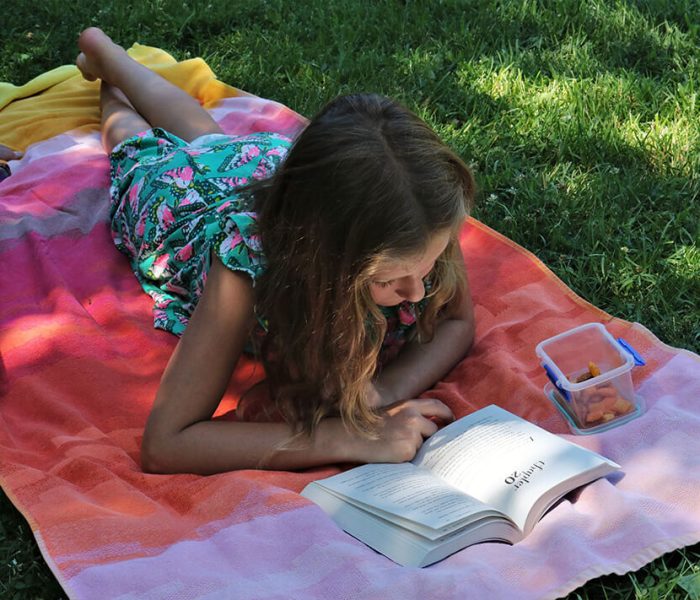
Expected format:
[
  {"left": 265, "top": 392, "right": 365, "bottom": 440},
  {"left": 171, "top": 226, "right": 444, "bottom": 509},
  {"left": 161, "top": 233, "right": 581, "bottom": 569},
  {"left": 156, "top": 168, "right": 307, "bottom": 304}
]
[
  {"left": 596, "top": 384, "right": 618, "bottom": 399},
  {"left": 586, "top": 409, "right": 604, "bottom": 423},
  {"left": 612, "top": 398, "right": 633, "bottom": 414},
  {"left": 569, "top": 361, "right": 635, "bottom": 427}
]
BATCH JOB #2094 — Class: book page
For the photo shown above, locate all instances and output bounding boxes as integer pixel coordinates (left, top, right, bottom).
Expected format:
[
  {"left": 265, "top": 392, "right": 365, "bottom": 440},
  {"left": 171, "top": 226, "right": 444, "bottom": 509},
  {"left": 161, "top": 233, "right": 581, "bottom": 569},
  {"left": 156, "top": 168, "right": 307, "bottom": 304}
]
[
  {"left": 413, "top": 410, "right": 535, "bottom": 481},
  {"left": 412, "top": 405, "right": 618, "bottom": 531},
  {"left": 312, "top": 462, "right": 497, "bottom": 535}
]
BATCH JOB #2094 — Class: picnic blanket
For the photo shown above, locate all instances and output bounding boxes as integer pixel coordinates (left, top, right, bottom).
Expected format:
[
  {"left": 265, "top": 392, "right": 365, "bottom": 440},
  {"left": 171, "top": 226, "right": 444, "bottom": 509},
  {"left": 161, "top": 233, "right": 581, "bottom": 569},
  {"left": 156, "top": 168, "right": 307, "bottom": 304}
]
[{"left": 1, "top": 46, "right": 699, "bottom": 600}]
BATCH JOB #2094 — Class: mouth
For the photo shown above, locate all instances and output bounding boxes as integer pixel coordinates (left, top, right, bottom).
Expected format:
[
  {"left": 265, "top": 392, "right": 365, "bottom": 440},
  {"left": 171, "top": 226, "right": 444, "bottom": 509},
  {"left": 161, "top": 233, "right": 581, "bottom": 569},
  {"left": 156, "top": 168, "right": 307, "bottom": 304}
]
[{"left": 375, "top": 298, "right": 404, "bottom": 308}]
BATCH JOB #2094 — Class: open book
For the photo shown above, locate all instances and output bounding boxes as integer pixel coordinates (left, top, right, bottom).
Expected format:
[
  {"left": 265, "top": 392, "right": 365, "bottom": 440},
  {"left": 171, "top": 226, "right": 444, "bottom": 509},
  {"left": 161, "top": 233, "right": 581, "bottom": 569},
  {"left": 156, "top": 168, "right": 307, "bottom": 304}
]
[{"left": 301, "top": 405, "right": 620, "bottom": 567}]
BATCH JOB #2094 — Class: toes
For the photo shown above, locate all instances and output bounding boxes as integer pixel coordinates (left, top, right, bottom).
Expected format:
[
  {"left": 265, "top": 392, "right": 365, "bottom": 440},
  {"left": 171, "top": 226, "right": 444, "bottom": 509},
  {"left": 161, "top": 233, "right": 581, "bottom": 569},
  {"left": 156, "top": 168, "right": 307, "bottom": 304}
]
[
  {"left": 78, "top": 27, "right": 108, "bottom": 53},
  {"left": 76, "top": 53, "right": 97, "bottom": 81}
]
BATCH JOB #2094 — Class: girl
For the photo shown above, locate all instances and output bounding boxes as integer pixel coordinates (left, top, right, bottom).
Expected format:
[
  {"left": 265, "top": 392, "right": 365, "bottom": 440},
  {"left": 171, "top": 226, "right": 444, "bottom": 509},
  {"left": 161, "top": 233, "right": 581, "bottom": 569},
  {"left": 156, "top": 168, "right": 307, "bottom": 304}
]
[{"left": 76, "top": 27, "right": 476, "bottom": 475}]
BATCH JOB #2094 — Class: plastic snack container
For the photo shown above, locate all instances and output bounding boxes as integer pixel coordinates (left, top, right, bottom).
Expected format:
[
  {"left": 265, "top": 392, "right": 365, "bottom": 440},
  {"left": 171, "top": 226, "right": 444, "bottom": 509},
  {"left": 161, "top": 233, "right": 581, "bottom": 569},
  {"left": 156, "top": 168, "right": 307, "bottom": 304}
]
[{"left": 535, "top": 322, "right": 646, "bottom": 434}]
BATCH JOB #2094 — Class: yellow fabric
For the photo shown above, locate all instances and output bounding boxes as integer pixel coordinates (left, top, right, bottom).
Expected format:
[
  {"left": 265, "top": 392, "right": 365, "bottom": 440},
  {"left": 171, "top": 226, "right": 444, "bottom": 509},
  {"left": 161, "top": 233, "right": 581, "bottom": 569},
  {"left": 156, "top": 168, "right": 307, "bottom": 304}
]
[{"left": 0, "top": 44, "right": 242, "bottom": 152}]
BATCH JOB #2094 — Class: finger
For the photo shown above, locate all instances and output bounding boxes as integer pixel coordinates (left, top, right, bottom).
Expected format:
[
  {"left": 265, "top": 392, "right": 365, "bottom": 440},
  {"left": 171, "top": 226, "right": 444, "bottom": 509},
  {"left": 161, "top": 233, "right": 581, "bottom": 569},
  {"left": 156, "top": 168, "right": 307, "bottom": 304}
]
[
  {"left": 418, "top": 416, "right": 439, "bottom": 439},
  {"left": 412, "top": 398, "right": 454, "bottom": 422}
]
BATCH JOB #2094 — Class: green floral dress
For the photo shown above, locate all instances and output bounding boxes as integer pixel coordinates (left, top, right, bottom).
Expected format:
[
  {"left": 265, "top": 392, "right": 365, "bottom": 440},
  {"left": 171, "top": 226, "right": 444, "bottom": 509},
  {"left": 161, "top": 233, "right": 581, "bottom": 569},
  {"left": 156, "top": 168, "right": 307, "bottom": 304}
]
[{"left": 109, "top": 128, "right": 422, "bottom": 364}]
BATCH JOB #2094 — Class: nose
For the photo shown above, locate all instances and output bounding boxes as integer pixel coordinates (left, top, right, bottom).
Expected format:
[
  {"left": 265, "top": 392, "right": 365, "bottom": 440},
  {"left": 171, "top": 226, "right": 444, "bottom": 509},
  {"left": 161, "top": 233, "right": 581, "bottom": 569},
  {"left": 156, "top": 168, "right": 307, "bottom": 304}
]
[{"left": 397, "top": 276, "right": 425, "bottom": 303}]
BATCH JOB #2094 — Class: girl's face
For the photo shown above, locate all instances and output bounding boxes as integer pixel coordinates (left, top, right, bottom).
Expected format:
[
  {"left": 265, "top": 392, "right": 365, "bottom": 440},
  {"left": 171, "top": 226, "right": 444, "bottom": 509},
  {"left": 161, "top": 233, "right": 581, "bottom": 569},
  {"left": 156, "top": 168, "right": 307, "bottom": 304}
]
[{"left": 369, "top": 229, "right": 451, "bottom": 307}]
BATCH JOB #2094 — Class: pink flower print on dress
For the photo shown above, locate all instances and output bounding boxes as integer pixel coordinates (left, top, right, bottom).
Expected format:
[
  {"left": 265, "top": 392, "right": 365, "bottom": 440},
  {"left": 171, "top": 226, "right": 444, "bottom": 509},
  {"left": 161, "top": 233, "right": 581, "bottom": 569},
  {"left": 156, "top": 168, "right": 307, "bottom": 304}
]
[
  {"left": 216, "top": 200, "right": 232, "bottom": 214},
  {"left": 135, "top": 210, "right": 148, "bottom": 238},
  {"left": 208, "top": 177, "right": 249, "bottom": 195},
  {"left": 165, "top": 282, "right": 189, "bottom": 297},
  {"left": 160, "top": 166, "right": 194, "bottom": 190},
  {"left": 222, "top": 176, "right": 249, "bottom": 188},
  {"left": 267, "top": 147, "right": 285, "bottom": 156},
  {"left": 194, "top": 278, "right": 205, "bottom": 298},
  {"left": 175, "top": 242, "right": 194, "bottom": 262},
  {"left": 156, "top": 297, "right": 175, "bottom": 309},
  {"left": 252, "top": 160, "right": 271, "bottom": 180},
  {"left": 151, "top": 253, "right": 171, "bottom": 279},
  {"left": 221, "top": 144, "right": 261, "bottom": 171},
  {"left": 219, "top": 230, "right": 244, "bottom": 257},
  {"left": 156, "top": 202, "right": 175, "bottom": 229},
  {"left": 179, "top": 188, "right": 204, "bottom": 208},
  {"left": 240, "top": 144, "right": 261, "bottom": 161},
  {"left": 121, "top": 235, "right": 137, "bottom": 257},
  {"left": 125, "top": 144, "right": 141, "bottom": 160},
  {"left": 398, "top": 303, "right": 417, "bottom": 326},
  {"left": 128, "top": 179, "right": 144, "bottom": 211},
  {"left": 246, "top": 233, "right": 262, "bottom": 251},
  {"left": 176, "top": 311, "right": 190, "bottom": 328}
]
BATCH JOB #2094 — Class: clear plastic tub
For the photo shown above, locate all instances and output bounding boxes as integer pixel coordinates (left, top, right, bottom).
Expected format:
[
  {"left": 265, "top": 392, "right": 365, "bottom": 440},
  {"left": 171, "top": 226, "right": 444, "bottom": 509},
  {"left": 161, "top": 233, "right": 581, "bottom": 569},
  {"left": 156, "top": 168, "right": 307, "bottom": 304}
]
[{"left": 535, "top": 323, "right": 646, "bottom": 434}]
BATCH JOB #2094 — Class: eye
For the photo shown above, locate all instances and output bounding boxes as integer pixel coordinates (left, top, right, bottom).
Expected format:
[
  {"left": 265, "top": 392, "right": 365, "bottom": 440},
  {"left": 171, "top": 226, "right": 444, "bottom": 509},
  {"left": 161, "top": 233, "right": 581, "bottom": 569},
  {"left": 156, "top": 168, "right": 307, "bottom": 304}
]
[{"left": 373, "top": 279, "right": 395, "bottom": 288}]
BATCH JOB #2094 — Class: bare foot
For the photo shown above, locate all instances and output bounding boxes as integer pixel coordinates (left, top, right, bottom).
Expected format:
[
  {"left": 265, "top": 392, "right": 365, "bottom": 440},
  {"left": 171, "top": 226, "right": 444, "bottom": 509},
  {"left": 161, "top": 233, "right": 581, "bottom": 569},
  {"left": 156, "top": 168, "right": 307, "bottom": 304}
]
[{"left": 76, "top": 27, "right": 125, "bottom": 82}]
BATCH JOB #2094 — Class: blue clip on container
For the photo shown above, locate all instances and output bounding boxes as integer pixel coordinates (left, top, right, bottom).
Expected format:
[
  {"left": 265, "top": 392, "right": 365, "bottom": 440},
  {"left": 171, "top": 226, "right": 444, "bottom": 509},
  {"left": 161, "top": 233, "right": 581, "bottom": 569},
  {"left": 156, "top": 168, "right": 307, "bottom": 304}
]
[{"left": 535, "top": 322, "right": 646, "bottom": 434}]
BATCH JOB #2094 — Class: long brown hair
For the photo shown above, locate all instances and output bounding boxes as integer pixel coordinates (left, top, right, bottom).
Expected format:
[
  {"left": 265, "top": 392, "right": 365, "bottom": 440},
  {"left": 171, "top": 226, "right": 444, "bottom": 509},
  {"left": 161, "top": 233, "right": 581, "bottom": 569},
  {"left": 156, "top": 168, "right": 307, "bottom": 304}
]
[{"left": 248, "top": 93, "right": 475, "bottom": 437}]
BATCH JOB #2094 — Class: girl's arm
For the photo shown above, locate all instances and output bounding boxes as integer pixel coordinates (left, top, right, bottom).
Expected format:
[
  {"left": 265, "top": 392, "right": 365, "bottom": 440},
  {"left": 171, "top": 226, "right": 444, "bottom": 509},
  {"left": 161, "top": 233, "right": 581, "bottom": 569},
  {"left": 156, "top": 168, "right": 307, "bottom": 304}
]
[
  {"left": 141, "top": 255, "right": 453, "bottom": 474},
  {"left": 371, "top": 258, "right": 476, "bottom": 407}
]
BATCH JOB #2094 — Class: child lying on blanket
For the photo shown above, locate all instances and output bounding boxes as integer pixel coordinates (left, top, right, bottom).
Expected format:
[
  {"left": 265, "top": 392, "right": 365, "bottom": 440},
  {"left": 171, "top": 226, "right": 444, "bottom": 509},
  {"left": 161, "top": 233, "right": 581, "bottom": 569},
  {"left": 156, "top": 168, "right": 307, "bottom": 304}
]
[{"left": 76, "top": 27, "right": 476, "bottom": 474}]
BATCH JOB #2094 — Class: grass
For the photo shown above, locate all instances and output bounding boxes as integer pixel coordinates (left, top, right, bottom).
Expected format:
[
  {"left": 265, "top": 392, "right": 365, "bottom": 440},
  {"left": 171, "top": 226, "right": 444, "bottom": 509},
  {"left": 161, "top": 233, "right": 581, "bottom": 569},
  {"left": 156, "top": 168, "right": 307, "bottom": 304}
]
[{"left": 1, "top": 0, "right": 698, "bottom": 597}]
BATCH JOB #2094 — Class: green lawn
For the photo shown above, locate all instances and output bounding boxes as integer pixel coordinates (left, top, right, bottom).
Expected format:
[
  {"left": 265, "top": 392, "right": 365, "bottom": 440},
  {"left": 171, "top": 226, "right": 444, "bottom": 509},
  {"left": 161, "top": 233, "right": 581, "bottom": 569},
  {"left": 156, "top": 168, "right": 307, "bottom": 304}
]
[{"left": 1, "top": 0, "right": 698, "bottom": 598}]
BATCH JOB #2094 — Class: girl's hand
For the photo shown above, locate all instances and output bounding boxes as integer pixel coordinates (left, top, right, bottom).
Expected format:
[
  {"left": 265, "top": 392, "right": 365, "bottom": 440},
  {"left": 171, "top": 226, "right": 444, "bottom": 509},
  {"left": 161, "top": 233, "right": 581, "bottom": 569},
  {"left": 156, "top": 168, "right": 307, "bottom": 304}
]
[
  {"left": 348, "top": 398, "right": 454, "bottom": 464},
  {"left": 0, "top": 145, "right": 21, "bottom": 161}
]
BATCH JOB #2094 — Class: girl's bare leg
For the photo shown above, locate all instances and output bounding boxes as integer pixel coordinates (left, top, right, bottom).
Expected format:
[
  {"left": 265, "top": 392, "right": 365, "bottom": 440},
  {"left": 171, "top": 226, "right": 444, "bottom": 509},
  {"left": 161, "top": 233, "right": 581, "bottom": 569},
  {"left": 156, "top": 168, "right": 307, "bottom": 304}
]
[
  {"left": 77, "top": 27, "right": 223, "bottom": 143},
  {"left": 99, "top": 82, "right": 151, "bottom": 152}
]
